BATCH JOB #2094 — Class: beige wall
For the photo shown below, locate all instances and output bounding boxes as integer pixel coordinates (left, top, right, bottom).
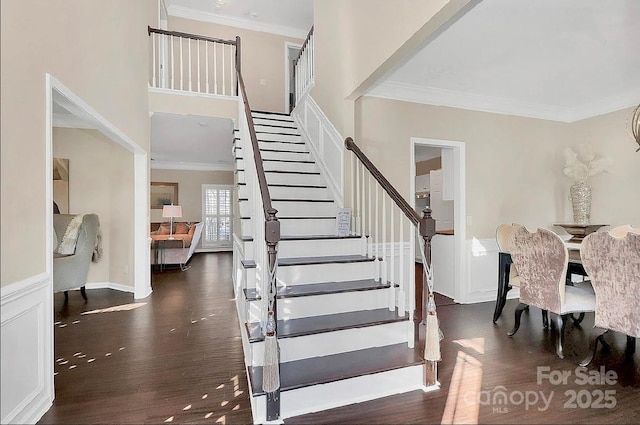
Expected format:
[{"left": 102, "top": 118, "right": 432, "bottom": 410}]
[
  {"left": 416, "top": 158, "right": 442, "bottom": 176},
  {"left": 150, "top": 169, "right": 233, "bottom": 248},
  {"left": 311, "top": 0, "right": 469, "bottom": 136},
  {"left": 356, "top": 96, "right": 639, "bottom": 239},
  {"left": 149, "top": 91, "right": 238, "bottom": 121},
  {"left": 0, "top": 0, "right": 155, "bottom": 286},
  {"left": 166, "top": 16, "right": 304, "bottom": 113},
  {"left": 53, "top": 128, "right": 135, "bottom": 286}
]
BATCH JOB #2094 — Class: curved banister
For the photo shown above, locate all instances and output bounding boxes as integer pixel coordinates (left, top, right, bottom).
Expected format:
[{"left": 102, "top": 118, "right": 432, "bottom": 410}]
[
  {"left": 293, "top": 26, "right": 314, "bottom": 66},
  {"left": 345, "top": 137, "right": 421, "bottom": 227},
  {"left": 148, "top": 26, "right": 237, "bottom": 45}
]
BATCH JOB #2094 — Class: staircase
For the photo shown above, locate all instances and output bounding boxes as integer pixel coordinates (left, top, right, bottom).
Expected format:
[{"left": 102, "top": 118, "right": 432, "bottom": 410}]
[{"left": 233, "top": 110, "right": 427, "bottom": 423}]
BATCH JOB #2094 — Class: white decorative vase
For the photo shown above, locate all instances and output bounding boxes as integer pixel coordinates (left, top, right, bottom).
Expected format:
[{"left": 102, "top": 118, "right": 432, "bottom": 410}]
[{"left": 569, "top": 181, "right": 592, "bottom": 224}]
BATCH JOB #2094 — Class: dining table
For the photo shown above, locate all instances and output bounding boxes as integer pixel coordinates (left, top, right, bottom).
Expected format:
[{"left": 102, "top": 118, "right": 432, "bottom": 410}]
[{"left": 492, "top": 241, "right": 588, "bottom": 322}]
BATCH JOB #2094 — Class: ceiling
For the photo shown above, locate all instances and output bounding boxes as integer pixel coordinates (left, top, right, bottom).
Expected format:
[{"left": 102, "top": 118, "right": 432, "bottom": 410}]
[
  {"left": 163, "top": 0, "right": 313, "bottom": 38},
  {"left": 55, "top": 1, "right": 639, "bottom": 168},
  {"left": 368, "top": 0, "right": 640, "bottom": 122}
]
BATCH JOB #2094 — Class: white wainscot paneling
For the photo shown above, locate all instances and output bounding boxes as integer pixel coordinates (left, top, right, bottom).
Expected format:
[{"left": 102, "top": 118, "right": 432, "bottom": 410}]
[
  {"left": 1, "top": 273, "right": 53, "bottom": 424},
  {"left": 463, "top": 237, "right": 518, "bottom": 304},
  {"left": 293, "top": 94, "right": 344, "bottom": 207}
]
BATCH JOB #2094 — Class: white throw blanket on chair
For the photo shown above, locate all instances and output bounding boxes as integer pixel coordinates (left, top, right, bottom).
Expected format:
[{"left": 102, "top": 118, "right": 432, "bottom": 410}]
[
  {"left": 57, "top": 214, "right": 85, "bottom": 255},
  {"left": 57, "top": 214, "right": 102, "bottom": 261}
]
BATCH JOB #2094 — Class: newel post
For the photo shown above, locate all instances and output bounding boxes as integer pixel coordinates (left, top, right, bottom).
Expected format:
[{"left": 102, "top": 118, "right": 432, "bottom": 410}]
[
  {"left": 264, "top": 207, "right": 281, "bottom": 421},
  {"left": 235, "top": 36, "right": 241, "bottom": 95},
  {"left": 419, "top": 207, "right": 437, "bottom": 386}
]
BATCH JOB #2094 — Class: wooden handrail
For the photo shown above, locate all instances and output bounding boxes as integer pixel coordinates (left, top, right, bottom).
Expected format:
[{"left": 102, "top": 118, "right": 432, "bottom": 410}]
[
  {"left": 148, "top": 26, "right": 237, "bottom": 46},
  {"left": 237, "top": 70, "right": 274, "bottom": 220},
  {"left": 345, "top": 137, "right": 421, "bottom": 227},
  {"left": 293, "top": 26, "right": 314, "bottom": 66}
]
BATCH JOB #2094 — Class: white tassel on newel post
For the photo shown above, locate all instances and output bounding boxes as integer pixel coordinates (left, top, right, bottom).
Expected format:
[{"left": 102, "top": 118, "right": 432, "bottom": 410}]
[{"left": 262, "top": 310, "right": 280, "bottom": 393}]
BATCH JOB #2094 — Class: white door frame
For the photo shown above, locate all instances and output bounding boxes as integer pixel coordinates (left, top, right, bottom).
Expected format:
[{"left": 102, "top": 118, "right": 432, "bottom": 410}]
[
  {"left": 410, "top": 137, "right": 466, "bottom": 302},
  {"left": 284, "top": 41, "right": 302, "bottom": 113},
  {"left": 46, "top": 74, "right": 151, "bottom": 300}
]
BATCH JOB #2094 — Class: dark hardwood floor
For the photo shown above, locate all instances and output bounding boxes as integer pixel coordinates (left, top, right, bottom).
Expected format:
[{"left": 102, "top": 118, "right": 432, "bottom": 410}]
[{"left": 40, "top": 253, "right": 640, "bottom": 424}]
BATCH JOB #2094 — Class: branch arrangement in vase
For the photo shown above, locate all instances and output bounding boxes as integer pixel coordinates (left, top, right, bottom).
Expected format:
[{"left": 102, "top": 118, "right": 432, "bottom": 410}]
[{"left": 563, "top": 144, "right": 612, "bottom": 183}]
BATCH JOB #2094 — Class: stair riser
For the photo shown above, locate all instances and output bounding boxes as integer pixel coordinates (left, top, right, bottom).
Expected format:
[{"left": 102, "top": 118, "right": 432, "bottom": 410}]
[
  {"left": 266, "top": 172, "right": 324, "bottom": 186},
  {"left": 279, "top": 261, "right": 376, "bottom": 285},
  {"left": 279, "top": 219, "right": 336, "bottom": 236},
  {"left": 259, "top": 141, "right": 307, "bottom": 152},
  {"left": 254, "top": 125, "right": 300, "bottom": 135},
  {"left": 256, "top": 133, "right": 303, "bottom": 143},
  {"left": 252, "top": 117, "right": 296, "bottom": 127},
  {"left": 272, "top": 200, "right": 337, "bottom": 217},
  {"left": 251, "top": 112, "right": 294, "bottom": 121},
  {"left": 239, "top": 185, "right": 333, "bottom": 200},
  {"left": 278, "top": 237, "right": 363, "bottom": 258},
  {"left": 269, "top": 186, "right": 331, "bottom": 200},
  {"left": 260, "top": 150, "right": 310, "bottom": 161},
  {"left": 250, "top": 364, "right": 425, "bottom": 423},
  {"left": 249, "top": 321, "right": 409, "bottom": 366},
  {"left": 237, "top": 158, "right": 318, "bottom": 173},
  {"left": 277, "top": 289, "right": 390, "bottom": 319}
]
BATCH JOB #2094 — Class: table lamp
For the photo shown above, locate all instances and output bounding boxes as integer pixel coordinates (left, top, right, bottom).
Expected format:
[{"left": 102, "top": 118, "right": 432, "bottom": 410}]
[{"left": 162, "top": 204, "right": 182, "bottom": 240}]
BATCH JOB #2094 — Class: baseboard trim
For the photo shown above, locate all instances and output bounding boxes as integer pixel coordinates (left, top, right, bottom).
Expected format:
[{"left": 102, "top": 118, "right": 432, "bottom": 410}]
[
  {"left": 85, "top": 282, "right": 135, "bottom": 293},
  {"left": 195, "top": 247, "right": 232, "bottom": 253}
]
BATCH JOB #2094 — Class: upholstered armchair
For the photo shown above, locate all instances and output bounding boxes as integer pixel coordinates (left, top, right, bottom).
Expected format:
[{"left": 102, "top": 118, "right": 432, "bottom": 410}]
[
  {"left": 53, "top": 214, "right": 100, "bottom": 301},
  {"left": 580, "top": 226, "right": 640, "bottom": 366},
  {"left": 507, "top": 227, "right": 596, "bottom": 358}
]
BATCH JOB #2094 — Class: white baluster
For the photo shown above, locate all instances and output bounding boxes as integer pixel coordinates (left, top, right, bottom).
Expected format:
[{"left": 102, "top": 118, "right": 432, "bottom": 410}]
[
  {"left": 214, "top": 43, "right": 218, "bottom": 95},
  {"left": 399, "top": 215, "right": 405, "bottom": 314},
  {"left": 351, "top": 152, "right": 355, "bottom": 234},
  {"left": 151, "top": 33, "right": 157, "bottom": 87},
  {"left": 188, "top": 38, "right": 192, "bottom": 92},
  {"left": 205, "top": 41, "right": 209, "bottom": 94},
  {"left": 229, "top": 44, "right": 235, "bottom": 95},
  {"left": 390, "top": 203, "right": 395, "bottom": 310},
  {"left": 360, "top": 160, "right": 366, "bottom": 255},
  {"left": 368, "top": 173, "right": 372, "bottom": 258},
  {"left": 374, "top": 181, "right": 380, "bottom": 281},
  {"left": 355, "top": 160, "right": 360, "bottom": 235},
  {"left": 171, "top": 35, "right": 175, "bottom": 89},
  {"left": 222, "top": 44, "right": 226, "bottom": 96},
  {"left": 197, "top": 39, "right": 201, "bottom": 93},
  {"left": 179, "top": 36, "right": 184, "bottom": 90}
]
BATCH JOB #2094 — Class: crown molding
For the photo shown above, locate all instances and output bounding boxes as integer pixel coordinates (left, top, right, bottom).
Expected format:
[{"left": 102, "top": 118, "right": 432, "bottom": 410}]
[
  {"left": 367, "top": 81, "right": 572, "bottom": 122},
  {"left": 167, "top": 5, "right": 307, "bottom": 39},
  {"left": 151, "top": 160, "right": 234, "bottom": 171},
  {"left": 367, "top": 81, "right": 640, "bottom": 123}
]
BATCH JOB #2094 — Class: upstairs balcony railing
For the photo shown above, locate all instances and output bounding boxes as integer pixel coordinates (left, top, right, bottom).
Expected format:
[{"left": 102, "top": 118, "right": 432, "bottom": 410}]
[
  {"left": 148, "top": 26, "right": 239, "bottom": 96},
  {"left": 292, "top": 26, "right": 314, "bottom": 108}
]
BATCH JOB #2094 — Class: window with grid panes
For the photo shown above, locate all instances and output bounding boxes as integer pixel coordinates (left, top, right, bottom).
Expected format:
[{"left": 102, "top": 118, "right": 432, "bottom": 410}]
[{"left": 202, "top": 185, "right": 233, "bottom": 248}]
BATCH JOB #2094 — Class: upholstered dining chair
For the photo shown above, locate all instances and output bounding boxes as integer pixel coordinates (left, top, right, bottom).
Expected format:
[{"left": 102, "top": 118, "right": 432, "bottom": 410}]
[
  {"left": 507, "top": 227, "right": 596, "bottom": 358},
  {"left": 493, "top": 223, "right": 525, "bottom": 322},
  {"left": 579, "top": 226, "right": 640, "bottom": 366}
]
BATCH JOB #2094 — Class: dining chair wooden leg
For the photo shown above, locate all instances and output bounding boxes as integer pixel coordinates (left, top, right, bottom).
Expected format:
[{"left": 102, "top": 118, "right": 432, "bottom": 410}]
[
  {"left": 542, "top": 310, "right": 549, "bottom": 329},
  {"left": 580, "top": 330, "right": 610, "bottom": 367},
  {"left": 570, "top": 312, "right": 585, "bottom": 325},
  {"left": 507, "top": 303, "right": 528, "bottom": 336},
  {"left": 626, "top": 336, "right": 636, "bottom": 356},
  {"left": 80, "top": 286, "right": 88, "bottom": 301},
  {"left": 556, "top": 314, "right": 569, "bottom": 359},
  {"left": 63, "top": 291, "right": 69, "bottom": 303},
  {"left": 493, "top": 255, "right": 512, "bottom": 323}
]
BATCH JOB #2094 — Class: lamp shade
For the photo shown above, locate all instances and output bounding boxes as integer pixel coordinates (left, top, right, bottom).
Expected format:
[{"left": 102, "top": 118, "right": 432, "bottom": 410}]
[{"left": 162, "top": 204, "right": 182, "bottom": 218}]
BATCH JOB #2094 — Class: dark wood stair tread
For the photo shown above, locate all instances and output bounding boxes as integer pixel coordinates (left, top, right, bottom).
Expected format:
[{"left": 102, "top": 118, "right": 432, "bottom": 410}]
[
  {"left": 248, "top": 343, "right": 422, "bottom": 396},
  {"left": 278, "top": 255, "right": 374, "bottom": 266},
  {"left": 251, "top": 109, "right": 292, "bottom": 117},
  {"left": 241, "top": 260, "right": 256, "bottom": 269},
  {"left": 244, "top": 279, "right": 391, "bottom": 301},
  {"left": 272, "top": 199, "right": 334, "bottom": 203},
  {"left": 246, "top": 308, "right": 408, "bottom": 342}
]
